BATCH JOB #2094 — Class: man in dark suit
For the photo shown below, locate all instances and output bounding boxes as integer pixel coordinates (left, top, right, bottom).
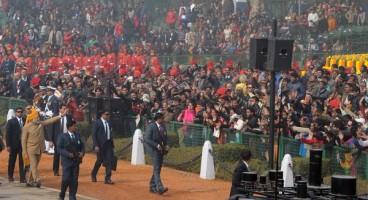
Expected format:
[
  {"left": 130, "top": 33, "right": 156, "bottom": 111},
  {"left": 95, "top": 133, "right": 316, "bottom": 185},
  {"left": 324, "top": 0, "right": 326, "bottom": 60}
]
[
  {"left": 50, "top": 104, "right": 73, "bottom": 176},
  {"left": 57, "top": 119, "right": 84, "bottom": 200},
  {"left": 44, "top": 86, "right": 59, "bottom": 151},
  {"left": 229, "top": 150, "right": 252, "bottom": 197},
  {"left": 144, "top": 112, "right": 169, "bottom": 195},
  {"left": 91, "top": 111, "right": 114, "bottom": 184},
  {"left": 45, "top": 86, "right": 60, "bottom": 116},
  {"left": 6, "top": 107, "right": 25, "bottom": 182},
  {"left": 10, "top": 72, "right": 27, "bottom": 98}
]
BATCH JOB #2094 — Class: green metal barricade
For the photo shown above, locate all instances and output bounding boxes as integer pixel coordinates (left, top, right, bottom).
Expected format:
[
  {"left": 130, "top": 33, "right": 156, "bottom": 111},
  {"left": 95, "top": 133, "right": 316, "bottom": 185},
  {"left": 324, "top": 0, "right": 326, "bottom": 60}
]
[
  {"left": 279, "top": 136, "right": 301, "bottom": 159},
  {"left": 171, "top": 121, "right": 208, "bottom": 147},
  {"left": 242, "top": 132, "right": 269, "bottom": 161}
]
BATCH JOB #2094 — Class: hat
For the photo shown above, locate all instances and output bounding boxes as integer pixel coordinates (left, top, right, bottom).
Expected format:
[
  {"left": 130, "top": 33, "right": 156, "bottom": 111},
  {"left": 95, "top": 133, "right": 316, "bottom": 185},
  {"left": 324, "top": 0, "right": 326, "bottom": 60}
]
[
  {"left": 40, "top": 85, "right": 47, "bottom": 90},
  {"left": 31, "top": 77, "right": 41, "bottom": 87},
  {"left": 47, "top": 86, "right": 56, "bottom": 91},
  {"left": 25, "top": 106, "right": 39, "bottom": 124}
]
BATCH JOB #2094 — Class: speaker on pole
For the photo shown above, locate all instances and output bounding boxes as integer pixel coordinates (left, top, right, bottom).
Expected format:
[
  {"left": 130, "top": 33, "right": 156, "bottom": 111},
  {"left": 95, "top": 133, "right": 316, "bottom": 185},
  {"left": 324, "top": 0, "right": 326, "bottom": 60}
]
[
  {"left": 266, "top": 38, "right": 294, "bottom": 72},
  {"left": 249, "top": 38, "right": 268, "bottom": 70}
]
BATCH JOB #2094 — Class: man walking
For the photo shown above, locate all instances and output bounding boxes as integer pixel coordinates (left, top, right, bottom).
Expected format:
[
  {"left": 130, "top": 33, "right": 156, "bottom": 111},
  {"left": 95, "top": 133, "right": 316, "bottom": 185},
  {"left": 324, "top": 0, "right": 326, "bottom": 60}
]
[
  {"left": 22, "top": 105, "right": 63, "bottom": 187},
  {"left": 58, "top": 120, "right": 84, "bottom": 200},
  {"left": 229, "top": 150, "right": 252, "bottom": 197},
  {"left": 50, "top": 104, "right": 72, "bottom": 176},
  {"left": 144, "top": 112, "right": 169, "bottom": 195},
  {"left": 6, "top": 107, "right": 26, "bottom": 182},
  {"left": 91, "top": 111, "right": 114, "bottom": 184}
]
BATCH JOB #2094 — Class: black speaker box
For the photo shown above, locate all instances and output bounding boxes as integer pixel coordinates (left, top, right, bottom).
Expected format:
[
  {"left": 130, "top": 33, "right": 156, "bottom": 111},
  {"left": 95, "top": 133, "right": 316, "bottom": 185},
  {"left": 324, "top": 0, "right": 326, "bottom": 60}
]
[
  {"left": 309, "top": 149, "right": 323, "bottom": 186},
  {"left": 331, "top": 175, "right": 357, "bottom": 197},
  {"left": 249, "top": 38, "right": 268, "bottom": 70},
  {"left": 266, "top": 38, "right": 294, "bottom": 72}
]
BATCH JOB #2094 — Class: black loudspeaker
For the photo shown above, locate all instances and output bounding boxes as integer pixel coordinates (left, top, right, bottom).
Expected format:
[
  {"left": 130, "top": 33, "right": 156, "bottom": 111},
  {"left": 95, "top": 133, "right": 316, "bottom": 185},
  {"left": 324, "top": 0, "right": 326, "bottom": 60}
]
[
  {"left": 249, "top": 38, "right": 268, "bottom": 70},
  {"left": 309, "top": 149, "right": 323, "bottom": 186},
  {"left": 296, "top": 181, "right": 308, "bottom": 198},
  {"left": 266, "top": 38, "right": 294, "bottom": 72},
  {"left": 331, "top": 175, "right": 356, "bottom": 197}
]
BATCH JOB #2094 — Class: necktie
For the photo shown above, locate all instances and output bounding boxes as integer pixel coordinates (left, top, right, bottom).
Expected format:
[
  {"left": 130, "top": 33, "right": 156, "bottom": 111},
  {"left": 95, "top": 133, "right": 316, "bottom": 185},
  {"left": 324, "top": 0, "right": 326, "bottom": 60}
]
[
  {"left": 19, "top": 119, "right": 23, "bottom": 127},
  {"left": 71, "top": 134, "right": 75, "bottom": 142},
  {"left": 61, "top": 117, "right": 65, "bottom": 133},
  {"left": 159, "top": 125, "right": 164, "bottom": 137},
  {"left": 104, "top": 121, "right": 110, "bottom": 140}
]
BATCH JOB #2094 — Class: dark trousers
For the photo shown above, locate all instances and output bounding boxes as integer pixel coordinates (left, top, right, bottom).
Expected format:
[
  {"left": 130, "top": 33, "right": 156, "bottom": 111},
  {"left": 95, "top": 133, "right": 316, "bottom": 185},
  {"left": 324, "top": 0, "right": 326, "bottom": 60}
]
[
  {"left": 53, "top": 142, "right": 60, "bottom": 174},
  {"left": 149, "top": 152, "right": 164, "bottom": 191},
  {"left": 8, "top": 148, "right": 25, "bottom": 181},
  {"left": 91, "top": 141, "right": 113, "bottom": 181},
  {"left": 60, "top": 164, "right": 79, "bottom": 200}
]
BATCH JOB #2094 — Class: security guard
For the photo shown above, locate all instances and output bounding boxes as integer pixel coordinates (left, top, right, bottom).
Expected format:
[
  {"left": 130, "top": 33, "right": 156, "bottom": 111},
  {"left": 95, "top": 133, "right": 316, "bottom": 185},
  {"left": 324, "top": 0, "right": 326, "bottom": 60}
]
[{"left": 57, "top": 120, "right": 84, "bottom": 200}]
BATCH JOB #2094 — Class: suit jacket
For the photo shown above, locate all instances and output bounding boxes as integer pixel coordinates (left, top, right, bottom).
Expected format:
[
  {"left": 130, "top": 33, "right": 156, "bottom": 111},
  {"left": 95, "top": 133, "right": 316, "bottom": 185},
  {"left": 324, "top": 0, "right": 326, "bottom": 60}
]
[
  {"left": 10, "top": 79, "right": 27, "bottom": 98},
  {"left": 144, "top": 122, "right": 168, "bottom": 154},
  {"left": 6, "top": 117, "right": 24, "bottom": 150},
  {"left": 230, "top": 161, "right": 249, "bottom": 197},
  {"left": 45, "top": 95, "right": 59, "bottom": 116},
  {"left": 58, "top": 132, "right": 85, "bottom": 168},
  {"left": 21, "top": 116, "right": 61, "bottom": 155},
  {"left": 50, "top": 114, "right": 73, "bottom": 144},
  {"left": 92, "top": 119, "right": 113, "bottom": 149}
]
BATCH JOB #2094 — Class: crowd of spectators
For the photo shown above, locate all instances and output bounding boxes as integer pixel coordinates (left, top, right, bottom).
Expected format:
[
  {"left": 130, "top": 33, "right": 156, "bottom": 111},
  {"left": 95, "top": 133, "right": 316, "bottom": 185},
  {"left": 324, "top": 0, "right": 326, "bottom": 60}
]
[{"left": 0, "top": 0, "right": 367, "bottom": 151}]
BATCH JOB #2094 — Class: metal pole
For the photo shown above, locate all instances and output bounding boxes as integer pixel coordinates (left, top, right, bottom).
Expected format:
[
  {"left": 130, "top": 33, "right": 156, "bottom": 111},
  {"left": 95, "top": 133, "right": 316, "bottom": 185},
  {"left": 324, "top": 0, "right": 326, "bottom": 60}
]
[
  {"left": 269, "top": 19, "right": 277, "bottom": 170},
  {"left": 270, "top": 19, "right": 278, "bottom": 200},
  {"left": 298, "top": 0, "right": 301, "bottom": 16}
]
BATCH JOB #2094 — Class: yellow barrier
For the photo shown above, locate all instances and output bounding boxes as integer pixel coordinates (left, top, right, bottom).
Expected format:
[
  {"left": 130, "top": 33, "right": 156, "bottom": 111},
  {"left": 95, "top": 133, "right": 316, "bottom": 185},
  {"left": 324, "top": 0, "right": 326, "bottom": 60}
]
[{"left": 324, "top": 53, "right": 368, "bottom": 74}]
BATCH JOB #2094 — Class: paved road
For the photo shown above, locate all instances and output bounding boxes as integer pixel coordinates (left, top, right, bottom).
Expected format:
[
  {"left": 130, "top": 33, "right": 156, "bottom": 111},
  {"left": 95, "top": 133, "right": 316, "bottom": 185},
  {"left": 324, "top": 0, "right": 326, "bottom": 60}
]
[{"left": 0, "top": 177, "right": 95, "bottom": 200}]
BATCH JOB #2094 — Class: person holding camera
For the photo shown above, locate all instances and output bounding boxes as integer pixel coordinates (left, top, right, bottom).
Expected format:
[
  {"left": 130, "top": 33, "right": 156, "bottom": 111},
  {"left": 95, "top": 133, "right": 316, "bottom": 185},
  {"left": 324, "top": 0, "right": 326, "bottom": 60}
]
[
  {"left": 144, "top": 112, "right": 169, "bottom": 195},
  {"left": 57, "top": 119, "right": 84, "bottom": 200}
]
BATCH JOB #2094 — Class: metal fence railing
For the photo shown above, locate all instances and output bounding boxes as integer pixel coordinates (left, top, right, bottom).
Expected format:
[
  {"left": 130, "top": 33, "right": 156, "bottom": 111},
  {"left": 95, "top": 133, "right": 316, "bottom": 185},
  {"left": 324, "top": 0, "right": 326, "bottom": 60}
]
[
  {"left": 165, "top": 121, "right": 368, "bottom": 179},
  {"left": 0, "top": 96, "right": 28, "bottom": 116},
  {"left": 279, "top": 136, "right": 368, "bottom": 179}
]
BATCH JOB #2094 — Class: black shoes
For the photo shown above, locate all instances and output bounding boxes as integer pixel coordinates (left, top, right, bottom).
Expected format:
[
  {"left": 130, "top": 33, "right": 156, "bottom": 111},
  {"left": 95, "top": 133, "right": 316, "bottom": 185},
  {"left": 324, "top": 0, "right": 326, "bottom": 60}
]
[
  {"left": 8, "top": 177, "right": 14, "bottom": 182},
  {"left": 157, "top": 187, "right": 168, "bottom": 195},
  {"left": 91, "top": 175, "right": 97, "bottom": 182},
  {"left": 26, "top": 182, "right": 41, "bottom": 188},
  {"left": 104, "top": 179, "right": 114, "bottom": 185},
  {"left": 54, "top": 172, "right": 60, "bottom": 176},
  {"left": 149, "top": 188, "right": 157, "bottom": 193}
]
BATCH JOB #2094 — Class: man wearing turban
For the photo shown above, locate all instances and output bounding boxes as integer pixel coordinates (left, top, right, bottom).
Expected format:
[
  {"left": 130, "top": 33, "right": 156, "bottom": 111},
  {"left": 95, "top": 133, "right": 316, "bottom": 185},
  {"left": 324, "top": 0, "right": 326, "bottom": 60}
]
[{"left": 22, "top": 104, "right": 65, "bottom": 187}]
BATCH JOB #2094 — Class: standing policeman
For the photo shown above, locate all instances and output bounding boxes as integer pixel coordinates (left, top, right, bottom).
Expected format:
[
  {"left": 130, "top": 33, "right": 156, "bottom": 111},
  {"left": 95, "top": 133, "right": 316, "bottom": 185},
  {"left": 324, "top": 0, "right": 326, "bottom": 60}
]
[
  {"left": 144, "top": 112, "right": 169, "bottom": 195},
  {"left": 58, "top": 120, "right": 84, "bottom": 200}
]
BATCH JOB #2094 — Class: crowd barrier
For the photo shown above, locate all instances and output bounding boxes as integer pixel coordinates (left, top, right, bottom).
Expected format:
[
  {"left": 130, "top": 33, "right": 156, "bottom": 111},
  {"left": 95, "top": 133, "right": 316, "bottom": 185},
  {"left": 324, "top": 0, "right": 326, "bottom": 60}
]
[
  {"left": 0, "top": 96, "right": 367, "bottom": 180},
  {"left": 0, "top": 96, "right": 28, "bottom": 117},
  {"left": 164, "top": 121, "right": 368, "bottom": 179}
]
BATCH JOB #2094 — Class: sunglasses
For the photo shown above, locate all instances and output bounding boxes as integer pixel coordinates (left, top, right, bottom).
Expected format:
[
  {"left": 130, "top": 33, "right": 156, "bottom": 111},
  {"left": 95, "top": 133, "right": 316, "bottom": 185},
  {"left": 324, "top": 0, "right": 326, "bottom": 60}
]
[
  {"left": 104, "top": 113, "right": 110, "bottom": 116},
  {"left": 16, "top": 110, "right": 23, "bottom": 113}
]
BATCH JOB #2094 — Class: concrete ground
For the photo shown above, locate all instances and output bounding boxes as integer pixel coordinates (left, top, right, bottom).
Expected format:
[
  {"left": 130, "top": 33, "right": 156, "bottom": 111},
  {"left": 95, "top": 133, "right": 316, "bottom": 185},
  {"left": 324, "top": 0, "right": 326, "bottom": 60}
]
[{"left": 0, "top": 177, "right": 96, "bottom": 200}]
